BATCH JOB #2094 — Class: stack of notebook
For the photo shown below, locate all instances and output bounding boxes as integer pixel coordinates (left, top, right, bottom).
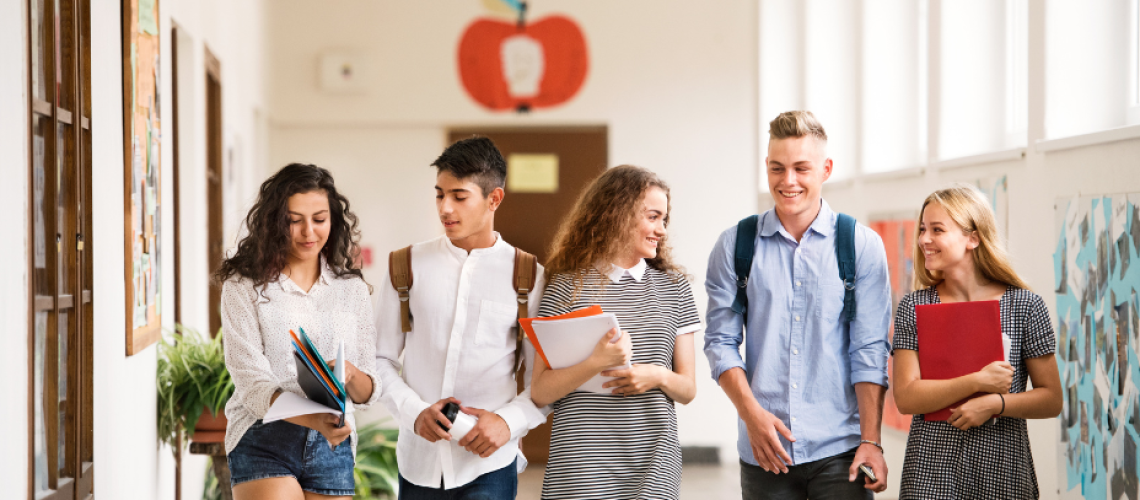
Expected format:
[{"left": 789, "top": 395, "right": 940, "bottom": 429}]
[
  {"left": 520, "top": 306, "right": 630, "bottom": 394},
  {"left": 264, "top": 327, "right": 349, "bottom": 426}
]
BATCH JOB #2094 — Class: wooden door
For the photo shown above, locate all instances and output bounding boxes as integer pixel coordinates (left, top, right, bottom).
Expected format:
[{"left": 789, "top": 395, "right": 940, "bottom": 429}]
[
  {"left": 205, "top": 49, "right": 223, "bottom": 337},
  {"left": 447, "top": 127, "right": 607, "bottom": 463}
]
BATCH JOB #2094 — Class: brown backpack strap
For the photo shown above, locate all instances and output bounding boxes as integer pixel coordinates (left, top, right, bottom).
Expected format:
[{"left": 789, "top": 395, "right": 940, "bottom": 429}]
[
  {"left": 389, "top": 246, "right": 414, "bottom": 333},
  {"left": 512, "top": 248, "right": 538, "bottom": 376}
]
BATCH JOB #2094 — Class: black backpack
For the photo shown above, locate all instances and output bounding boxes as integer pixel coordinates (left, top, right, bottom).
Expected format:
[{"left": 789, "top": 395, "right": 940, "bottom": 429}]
[{"left": 730, "top": 213, "right": 858, "bottom": 324}]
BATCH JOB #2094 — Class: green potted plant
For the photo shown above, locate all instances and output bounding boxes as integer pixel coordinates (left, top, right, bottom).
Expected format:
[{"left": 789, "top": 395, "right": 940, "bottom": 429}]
[
  {"left": 157, "top": 325, "right": 235, "bottom": 449},
  {"left": 352, "top": 420, "right": 400, "bottom": 499}
]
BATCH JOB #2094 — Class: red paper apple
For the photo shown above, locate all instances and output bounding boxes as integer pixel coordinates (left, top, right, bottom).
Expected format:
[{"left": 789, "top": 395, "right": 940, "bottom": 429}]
[{"left": 458, "top": 15, "right": 588, "bottom": 111}]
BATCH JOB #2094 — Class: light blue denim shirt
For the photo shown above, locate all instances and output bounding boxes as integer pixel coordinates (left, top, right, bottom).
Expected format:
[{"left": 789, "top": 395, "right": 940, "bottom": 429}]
[{"left": 704, "top": 200, "right": 891, "bottom": 466}]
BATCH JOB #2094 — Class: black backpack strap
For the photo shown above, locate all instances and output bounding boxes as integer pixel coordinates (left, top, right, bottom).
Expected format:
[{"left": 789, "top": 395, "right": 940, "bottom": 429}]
[
  {"left": 731, "top": 215, "right": 760, "bottom": 320},
  {"left": 836, "top": 213, "right": 857, "bottom": 323}
]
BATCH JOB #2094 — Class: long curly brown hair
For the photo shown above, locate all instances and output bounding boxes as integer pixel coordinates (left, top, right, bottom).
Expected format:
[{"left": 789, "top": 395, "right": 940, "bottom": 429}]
[
  {"left": 546, "top": 165, "right": 685, "bottom": 289},
  {"left": 214, "top": 163, "right": 366, "bottom": 292}
]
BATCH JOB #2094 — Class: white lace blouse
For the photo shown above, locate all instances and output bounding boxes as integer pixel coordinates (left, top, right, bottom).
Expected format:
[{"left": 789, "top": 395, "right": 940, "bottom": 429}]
[{"left": 221, "top": 260, "right": 381, "bottom": 456}]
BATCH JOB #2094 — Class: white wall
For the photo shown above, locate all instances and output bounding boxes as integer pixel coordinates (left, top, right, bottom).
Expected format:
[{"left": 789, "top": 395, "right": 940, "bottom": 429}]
[
  {"left": 266, "top": 0, "right": 759, "bottom": 455},
  {"left": 0, "top": 0, "right": 30, "bottom": 496},
  {"left": 159, "top": 1, "right": 268, "bottom": 498},
  {"left": 0, "top": 0, "right": 267, "bottom": 499}
]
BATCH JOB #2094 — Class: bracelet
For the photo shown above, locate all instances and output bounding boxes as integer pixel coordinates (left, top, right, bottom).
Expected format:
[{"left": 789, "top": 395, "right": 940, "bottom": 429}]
[
  {"left": 997, "top": 393, "right": 1005, "bottom": 415},
  {"left": 859, "top": 439, "right": 884, "bottom": 453}
]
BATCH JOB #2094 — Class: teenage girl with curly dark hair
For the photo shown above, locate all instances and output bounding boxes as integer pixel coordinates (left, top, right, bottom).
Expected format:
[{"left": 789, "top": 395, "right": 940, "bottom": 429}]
[{"left": 216, "top": 163, "right": 380, "bottom": 500}]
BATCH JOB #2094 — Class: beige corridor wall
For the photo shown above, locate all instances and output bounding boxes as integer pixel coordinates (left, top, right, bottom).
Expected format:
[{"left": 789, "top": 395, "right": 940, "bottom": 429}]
[
  {"left": 266, "top": 0, "right": 759, "bottom": 457},
  {"left": 0, "top": 0, "right": 30, "bottom": 494}
]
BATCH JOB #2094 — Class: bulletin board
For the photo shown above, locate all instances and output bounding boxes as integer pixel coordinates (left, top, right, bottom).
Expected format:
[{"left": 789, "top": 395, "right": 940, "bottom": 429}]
[
  {"left": 1055, "top": 193, "right": 1140, "bottom": 500},
  {"left": 121, "top": 0, "right": 161, "bottom": 355},
  {"left": 867, "top": 215, "right": 918, "bottom": 433}
]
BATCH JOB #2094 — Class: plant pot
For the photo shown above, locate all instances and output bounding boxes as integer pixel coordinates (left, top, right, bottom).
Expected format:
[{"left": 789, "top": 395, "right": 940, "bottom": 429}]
[
  {"left": 192, "top": 406, "right": 228, "bottom": 443},
  {"left": 196, "top": 406, "right": 229, "bottom": 431}
]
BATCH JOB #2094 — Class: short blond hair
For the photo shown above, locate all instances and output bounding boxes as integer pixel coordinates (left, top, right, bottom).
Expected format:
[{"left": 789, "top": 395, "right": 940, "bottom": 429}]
[{"left": 769, "top": 110, "right": 828, "bottom": 142}]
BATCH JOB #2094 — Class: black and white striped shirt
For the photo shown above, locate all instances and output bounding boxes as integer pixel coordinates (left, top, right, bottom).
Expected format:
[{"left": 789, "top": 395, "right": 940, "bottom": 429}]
[{"left": 538, "top": 260, "right": 701, "bottom": 500}]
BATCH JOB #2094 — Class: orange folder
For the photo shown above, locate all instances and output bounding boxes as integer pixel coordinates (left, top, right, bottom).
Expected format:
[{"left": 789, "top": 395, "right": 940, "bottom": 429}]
[
  {"left": 290, "top": 330, "right": 342, "bottom": 399},
  {"left": 915, "top": 300, "right": 1004, "bottom": 421},
  {"left": 520, "top": 305, "right": 604, "bottom": 369}
]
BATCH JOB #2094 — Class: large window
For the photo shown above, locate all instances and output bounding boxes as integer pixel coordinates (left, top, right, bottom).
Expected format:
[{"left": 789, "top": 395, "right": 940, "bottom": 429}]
[
  {"left": 758, "top": 0, "right": 1032, "bottom": 182},
  {"left": 862, "top": 0, "right": 926, "bottom": 173},
  {"left": 1047, "top": 0, "right": 1134, "bottom": 138},
  {"left": 28, "top": 0, "right": 95, "bottom": 497},
  {"left": 758, "top": 0, "right": 928, "bottom": 182},
  {"left": 939, "top": 0, "right": 1027, "bottom": 159}
]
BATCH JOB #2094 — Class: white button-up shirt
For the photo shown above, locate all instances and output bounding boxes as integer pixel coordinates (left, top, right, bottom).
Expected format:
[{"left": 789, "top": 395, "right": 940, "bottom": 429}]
[
  {"left": 222, "top": 259, "right": 381, "bottom": 456},
  {"left": 374, "top": 233, "right": 550, "bottom": 489}
]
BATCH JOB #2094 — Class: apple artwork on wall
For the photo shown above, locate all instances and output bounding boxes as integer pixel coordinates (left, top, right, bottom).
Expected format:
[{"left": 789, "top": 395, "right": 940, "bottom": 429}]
[{"left": 458, "top": 13, "right": 588, "bottom": 112}]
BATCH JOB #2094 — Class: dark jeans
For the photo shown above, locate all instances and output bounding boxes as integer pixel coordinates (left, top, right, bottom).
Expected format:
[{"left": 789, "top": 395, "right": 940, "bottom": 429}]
[
  {"left": 398, "top": 459, "right": 517, "bottom": 500},
  {"left": 740, "top": 448, "right": 871, "bottom": 500}
]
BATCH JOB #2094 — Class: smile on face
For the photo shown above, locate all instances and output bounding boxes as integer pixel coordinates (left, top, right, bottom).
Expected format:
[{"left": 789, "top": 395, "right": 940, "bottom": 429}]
[
  {"left": 918, "top": 202, "right": 979, "bottom": 273},
  {"left": 629, "top": 186, "right": 668, "bottom": 264},
  {"left": 766, "top": 136, "right": 832, "bottom": 221},
  {"left": 287, "top": 190, "right": 331, "bottom": 265}
]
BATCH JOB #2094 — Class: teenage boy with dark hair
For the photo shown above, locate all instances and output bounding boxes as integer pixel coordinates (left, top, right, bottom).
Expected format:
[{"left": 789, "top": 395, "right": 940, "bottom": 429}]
[{"left": 374, "top": 137, "right": 549, "bottom": 499}]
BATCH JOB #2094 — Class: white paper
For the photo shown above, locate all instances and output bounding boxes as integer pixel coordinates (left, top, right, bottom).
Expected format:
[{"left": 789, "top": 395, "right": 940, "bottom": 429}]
[
  {"left": 263, "top": 392, "right": 355, "bottom": 423},
  {"left": 336, "top": 340, "right": 354, "bottom": 417},
  {"left": 335, "top": 340, "right": 346, "bottom": 383},
  {"left": 1002, "top": 332, "right": 1012, "bottom": 363},
  {"left": 530, "top": 313, "right": 630, "bottom": 394}
]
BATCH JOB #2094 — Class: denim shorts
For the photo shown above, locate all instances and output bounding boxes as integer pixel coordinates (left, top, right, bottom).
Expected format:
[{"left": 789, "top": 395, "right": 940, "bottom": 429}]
[{"left": 227, "top": 419, "right": 355, "bottom": 496}]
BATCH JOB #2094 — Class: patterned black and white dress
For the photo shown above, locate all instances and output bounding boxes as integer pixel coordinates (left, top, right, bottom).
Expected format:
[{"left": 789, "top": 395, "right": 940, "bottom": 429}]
[
  {"left": 892, "top": 286, "right": 1055, "bottom": 500},
  {"left": 538, "top": 266, "right": 702, "bottom": 500}
]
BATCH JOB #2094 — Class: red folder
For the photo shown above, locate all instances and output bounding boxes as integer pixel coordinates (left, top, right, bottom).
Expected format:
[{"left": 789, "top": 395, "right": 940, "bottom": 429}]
[{"left": 915, "top": 300, "right": 1003, "bottom": 421}]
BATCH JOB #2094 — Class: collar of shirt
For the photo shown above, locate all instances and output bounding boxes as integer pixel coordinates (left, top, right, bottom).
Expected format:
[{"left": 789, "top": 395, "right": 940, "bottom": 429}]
[
  {"left": 603, "top": 258, "right": 647, "bottom": 283},
  {"left": 276, "top": 254, "right": 334, "bottom": 295},
  {"left": 442, "top": 231, "right": 509, "bottom": 262},
  {"left": 760, "top": 199, "right": 836, "bottom": 242}
]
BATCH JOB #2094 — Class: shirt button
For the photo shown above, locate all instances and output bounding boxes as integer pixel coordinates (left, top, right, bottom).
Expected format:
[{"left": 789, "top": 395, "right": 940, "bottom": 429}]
[
  {"left": 792, "top": 383, "right": 798, "bottom": 389},
  {"left": 796, "top": 281, "right": 801, "bottom": 286},
  {"left": 792, "top": 417, "right": 797, "bottom": 422},
  {"left": 795, "top": 316, "right": 801, "bottom": 322},
  {"left": 793, "top": 349, "right": 799, "bottom": 355}
]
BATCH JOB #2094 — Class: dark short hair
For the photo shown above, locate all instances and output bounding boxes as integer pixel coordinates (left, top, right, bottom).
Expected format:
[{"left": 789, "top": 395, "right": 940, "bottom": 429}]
[{"left": 431, "top": 136, "right": 507, "bottom": 197}]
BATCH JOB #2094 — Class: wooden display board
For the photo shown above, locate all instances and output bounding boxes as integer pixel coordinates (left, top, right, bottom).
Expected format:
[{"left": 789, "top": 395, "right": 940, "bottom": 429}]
[{"left": 121, "top": 0, "right": 161, "bottom": 355}]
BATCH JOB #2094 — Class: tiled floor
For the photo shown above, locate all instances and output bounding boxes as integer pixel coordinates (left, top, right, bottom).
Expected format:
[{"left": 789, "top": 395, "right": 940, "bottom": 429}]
[
  {"left": 518, "top": 462, "right": 901, "bottom": 499},
  {"left": 517, "top": 461, "right": 742, "bottom": 499}
]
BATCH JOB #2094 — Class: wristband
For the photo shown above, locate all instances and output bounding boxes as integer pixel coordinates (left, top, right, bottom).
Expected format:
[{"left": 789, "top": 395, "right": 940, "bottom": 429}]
[
  {"left": 859, "top": 439, "right": 884, "bottom": 453},
  {"left": 997, "top": 393, "right": 1005, "bottom": 416}
]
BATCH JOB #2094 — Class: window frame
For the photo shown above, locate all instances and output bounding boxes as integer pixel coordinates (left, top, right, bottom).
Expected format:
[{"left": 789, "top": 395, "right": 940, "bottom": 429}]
[{"left": 26, "top": 0, "right": 94, "bottom": 497}]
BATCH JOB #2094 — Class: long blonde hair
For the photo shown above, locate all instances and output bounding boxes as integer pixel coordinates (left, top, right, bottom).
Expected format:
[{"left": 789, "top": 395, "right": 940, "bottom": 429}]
[
  {"left": 913, "top": 184, "right": 1030, "bottom": 291},
  {"left": 546, "top": 165, "right": 684, "bottom": 289}
]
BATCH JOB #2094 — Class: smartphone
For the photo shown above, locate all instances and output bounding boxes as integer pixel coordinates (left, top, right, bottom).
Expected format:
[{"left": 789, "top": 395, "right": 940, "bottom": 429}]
[
  {"left": 858, "top": 463, "right": 877, "bottom": 483},
  {"left": 437, "top": 402, "right": 460, "bottom": 429}
]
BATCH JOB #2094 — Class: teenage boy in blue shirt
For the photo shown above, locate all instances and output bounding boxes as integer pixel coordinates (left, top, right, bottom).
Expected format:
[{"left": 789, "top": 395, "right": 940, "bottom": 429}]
[{"left": 704, "top": 111, "right": 892, "bottom": 499}]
